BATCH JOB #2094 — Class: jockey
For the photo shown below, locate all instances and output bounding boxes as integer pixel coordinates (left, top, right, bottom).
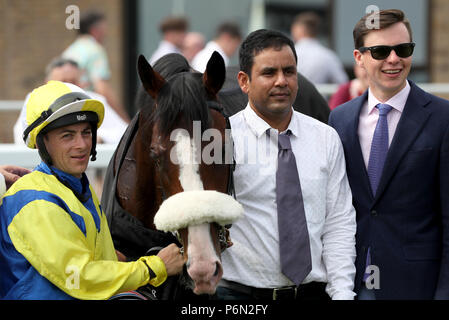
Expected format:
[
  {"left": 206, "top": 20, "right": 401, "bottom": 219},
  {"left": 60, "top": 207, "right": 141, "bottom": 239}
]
[{"left": 0, "top": 81, "right": 184, "bottom": 300}]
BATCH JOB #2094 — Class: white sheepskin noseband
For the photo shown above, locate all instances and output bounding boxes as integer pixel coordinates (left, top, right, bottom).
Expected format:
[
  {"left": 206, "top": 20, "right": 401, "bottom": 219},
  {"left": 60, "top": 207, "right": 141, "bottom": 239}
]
[{"left": 154, "top": 190, "right": 244, "bottom": 232}]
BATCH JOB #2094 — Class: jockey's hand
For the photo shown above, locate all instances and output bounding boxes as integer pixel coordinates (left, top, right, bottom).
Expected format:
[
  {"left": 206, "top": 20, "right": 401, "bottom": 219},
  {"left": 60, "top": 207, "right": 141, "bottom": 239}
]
[{"left": 157, "top": 243, "right": 185, "bottom": 276}]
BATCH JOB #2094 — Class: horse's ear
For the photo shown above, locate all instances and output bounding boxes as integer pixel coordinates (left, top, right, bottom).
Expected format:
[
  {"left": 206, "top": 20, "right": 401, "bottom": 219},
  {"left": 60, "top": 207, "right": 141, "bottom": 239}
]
[
  {"left": 203, "top": 51, "right": 226, "bottom": 96},
  {"left": 137, "top": 54, "right": 166, "bottom": 99}
]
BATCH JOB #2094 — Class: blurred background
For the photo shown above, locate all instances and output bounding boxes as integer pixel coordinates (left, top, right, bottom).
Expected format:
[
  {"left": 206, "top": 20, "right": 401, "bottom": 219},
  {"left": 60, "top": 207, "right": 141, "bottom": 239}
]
[{"left": 1, "top": 0, "right": 448, "bottom": 157}]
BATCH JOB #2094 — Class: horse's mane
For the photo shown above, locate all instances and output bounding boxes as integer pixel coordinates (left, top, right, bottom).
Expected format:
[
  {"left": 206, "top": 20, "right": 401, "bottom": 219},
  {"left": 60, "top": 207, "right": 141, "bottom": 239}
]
[{"left": 135, "top": 53, "right": 211, "bottom": 137}]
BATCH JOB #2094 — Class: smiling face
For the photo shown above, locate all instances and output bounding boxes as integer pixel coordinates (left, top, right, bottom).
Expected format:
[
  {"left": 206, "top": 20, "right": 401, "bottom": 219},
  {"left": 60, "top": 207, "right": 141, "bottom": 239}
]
[
  {"left": 354, "top": 22, "right": 412, "bottom": 102},
  {"left": 43, "top": 122, "right": 93, "bottom": 178},
  {"left": 238, "top": 45, "right": 298, "bottom": 131}
]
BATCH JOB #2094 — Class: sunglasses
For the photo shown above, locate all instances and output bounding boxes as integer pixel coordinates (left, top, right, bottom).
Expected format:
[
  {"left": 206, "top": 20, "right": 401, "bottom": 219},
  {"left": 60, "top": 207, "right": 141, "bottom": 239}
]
[{"left": 358, "top": 42, "right": 415, "bottom": 60}]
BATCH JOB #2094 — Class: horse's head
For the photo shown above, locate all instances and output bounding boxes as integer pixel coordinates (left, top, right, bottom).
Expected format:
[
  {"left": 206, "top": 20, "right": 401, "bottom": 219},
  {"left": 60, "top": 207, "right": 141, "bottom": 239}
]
[{"left": 136, "top": 53, "right": 243, "bottom": 295}]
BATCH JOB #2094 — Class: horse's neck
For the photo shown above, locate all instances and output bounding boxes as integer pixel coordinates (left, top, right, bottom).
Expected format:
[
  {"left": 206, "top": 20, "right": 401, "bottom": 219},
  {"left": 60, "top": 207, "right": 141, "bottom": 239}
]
[{"left": 115, "top": 114, "right": 159, "bottom": 229}]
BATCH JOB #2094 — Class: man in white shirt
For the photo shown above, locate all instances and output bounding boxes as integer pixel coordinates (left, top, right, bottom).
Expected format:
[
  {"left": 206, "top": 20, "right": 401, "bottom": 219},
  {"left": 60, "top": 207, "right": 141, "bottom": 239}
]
[
  {"left": 217, "top": 29, "right": 356, "bottom": 300},
  {"left": 150, "top": 16, "right": 188, "bottom": 66},
  {"left": 191, "top": 22, "right": 241, "bottom": 73},
  {"left": 62, "top": 11, "right": 130, "bottom": 122},
  {"left": 291, "top": 12, "right": 348, "bottom": 85}
]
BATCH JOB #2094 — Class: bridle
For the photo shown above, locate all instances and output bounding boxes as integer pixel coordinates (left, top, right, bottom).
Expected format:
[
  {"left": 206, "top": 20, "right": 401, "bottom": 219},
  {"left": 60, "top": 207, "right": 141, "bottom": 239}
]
[{"left": 152, "top": 99, "right": 236, "bottom": 254}]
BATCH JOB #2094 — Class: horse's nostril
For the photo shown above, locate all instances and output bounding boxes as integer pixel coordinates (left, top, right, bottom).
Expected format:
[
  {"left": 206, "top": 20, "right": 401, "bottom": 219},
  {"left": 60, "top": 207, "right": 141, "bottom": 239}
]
[{"left": 213, "top": 262, "right": 221, "bottom": 277}]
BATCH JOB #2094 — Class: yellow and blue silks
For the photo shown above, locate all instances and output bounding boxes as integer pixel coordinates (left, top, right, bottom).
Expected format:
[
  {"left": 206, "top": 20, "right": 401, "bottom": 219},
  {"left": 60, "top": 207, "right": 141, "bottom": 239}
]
[{"left": 0, "top": 162, "right": 166, "bottom": 300}]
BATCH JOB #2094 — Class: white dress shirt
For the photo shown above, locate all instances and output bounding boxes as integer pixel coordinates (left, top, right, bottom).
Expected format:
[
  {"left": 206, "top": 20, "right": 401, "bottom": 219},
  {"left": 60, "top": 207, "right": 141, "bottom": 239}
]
[
  {"left": 191, "top": 41, "right": 229, "bottom": 73},
  {"left": 295, "top": 38, "right": 348, "bottom": 85},
  {"left": 358, "top": 81, "right": 410, "bottom": 168},
  {"left": 221, "top": 105, "right": 357, "bottom": 300},
  {"left": 149, "top": 40, "right": 182, "bottom": 66}
]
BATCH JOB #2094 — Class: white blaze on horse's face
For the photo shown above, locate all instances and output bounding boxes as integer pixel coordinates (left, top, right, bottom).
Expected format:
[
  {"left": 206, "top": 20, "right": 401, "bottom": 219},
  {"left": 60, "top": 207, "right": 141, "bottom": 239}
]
[
  {"left": 186, "top": 223, "right": 223, "bottom": 294},
  {"left": 171, "top": 129, "right": 223, "bottom": 294},
  {"left": 172, "top": 130, "right": 203, "bottom": 191}
]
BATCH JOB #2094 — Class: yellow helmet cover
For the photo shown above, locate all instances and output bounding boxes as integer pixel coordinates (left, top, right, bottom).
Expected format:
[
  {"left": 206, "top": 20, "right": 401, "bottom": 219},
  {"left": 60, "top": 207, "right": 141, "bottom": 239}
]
[{"left": 23, "top": 81, "right": 104, "bottom": 149}]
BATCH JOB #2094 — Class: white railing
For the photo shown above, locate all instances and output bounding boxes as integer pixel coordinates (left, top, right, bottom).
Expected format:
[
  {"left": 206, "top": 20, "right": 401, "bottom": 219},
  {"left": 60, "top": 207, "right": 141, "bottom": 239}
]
[
  {"left": 0, "top": 100, "right": 22, "bottom": 112},
  {"left": 1, "top": 82, "right": 449, "bottom": 167},
  {"left": 0, "top": 144, "right": 116, "bottom": 169}
]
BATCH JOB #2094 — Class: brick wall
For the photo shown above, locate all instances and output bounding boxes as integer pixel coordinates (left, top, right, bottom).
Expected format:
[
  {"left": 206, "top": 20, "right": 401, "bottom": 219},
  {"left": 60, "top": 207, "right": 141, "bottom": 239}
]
[
  {"left": 0, "top": 0, "right": 123, "bottom": 143},
  {"left": 430, "top": 0, "right": 449, "bottom": 83}
]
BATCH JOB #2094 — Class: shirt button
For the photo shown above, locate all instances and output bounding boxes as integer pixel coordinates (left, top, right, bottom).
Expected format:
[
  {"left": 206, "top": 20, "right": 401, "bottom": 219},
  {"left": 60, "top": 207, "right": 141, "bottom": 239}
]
[{"left": 371, "top": 210, "right": 378, "bottom": 216}]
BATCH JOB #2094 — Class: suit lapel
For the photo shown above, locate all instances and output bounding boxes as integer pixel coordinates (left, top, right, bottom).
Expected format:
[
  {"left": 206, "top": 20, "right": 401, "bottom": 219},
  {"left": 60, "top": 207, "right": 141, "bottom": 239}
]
[
  {"left": 346, "top": 92, "right": 374, "bottom": 200},
  {"left": 373, "top": 82, "right": 432, "bottom": 203}
]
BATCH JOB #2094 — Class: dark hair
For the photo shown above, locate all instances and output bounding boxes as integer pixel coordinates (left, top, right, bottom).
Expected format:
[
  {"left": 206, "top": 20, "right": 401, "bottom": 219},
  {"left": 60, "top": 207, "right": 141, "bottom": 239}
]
[
  {"left": 239, "top": 29, "right": 297, "bottom": 77},
  {"left": 216, "top": 21, "right": 242, "bottom": 39},
  {"left": 153, "top": 53, "right": 191, "bottom": 78},
  {"left": 353, "top": 9, "right": 413, "bottom": 49},
  {"left": 159, "top": 16, "right": 189, "bottom": 33},
  {"left": 79, "top": 11, "right": 105, "bottom": 35},
  {"left": 292, "top": 11, "right": 321, "bottom": 37},
  {"left": 45, "top": 57, "right": 79, "bottom": 77}
]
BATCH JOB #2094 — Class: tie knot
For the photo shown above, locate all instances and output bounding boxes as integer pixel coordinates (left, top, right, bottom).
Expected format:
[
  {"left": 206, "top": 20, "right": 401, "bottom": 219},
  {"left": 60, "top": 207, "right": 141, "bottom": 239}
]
[
  {"left": 376, "top": 103, "right": 393, "bottom": 116},
  {"left": 278, "top": 131, "right": 292, "bottom": 150}
]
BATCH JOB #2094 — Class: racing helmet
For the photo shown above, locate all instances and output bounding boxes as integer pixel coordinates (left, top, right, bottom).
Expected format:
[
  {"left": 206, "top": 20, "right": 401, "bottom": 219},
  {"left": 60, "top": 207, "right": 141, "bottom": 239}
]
[{"left": 23, "top": 81, "right": 105, "bottom": 164}]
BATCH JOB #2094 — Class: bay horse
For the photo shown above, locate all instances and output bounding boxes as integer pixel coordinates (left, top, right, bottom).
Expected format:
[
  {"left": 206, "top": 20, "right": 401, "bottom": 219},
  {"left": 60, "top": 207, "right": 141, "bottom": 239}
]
[{"left": 101, "top": 52, "right": 242, "bottom": 299}]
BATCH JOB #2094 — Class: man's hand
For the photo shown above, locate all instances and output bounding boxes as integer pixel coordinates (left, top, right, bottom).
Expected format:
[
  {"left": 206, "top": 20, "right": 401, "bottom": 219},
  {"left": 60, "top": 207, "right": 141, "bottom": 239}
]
[
  {"left": 0, "top": 165, "right": 31, "bottom": 189},
  {"left": 157, "top": 243, "right": 186, "bottom": 276}
]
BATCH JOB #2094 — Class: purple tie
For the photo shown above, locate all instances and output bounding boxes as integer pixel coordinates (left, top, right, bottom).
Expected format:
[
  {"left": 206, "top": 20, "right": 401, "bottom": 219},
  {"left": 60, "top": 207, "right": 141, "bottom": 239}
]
[
  {"left": 367, "top": 103, "right": 393, "bottom": 195},
  {"left": 364, "top": 103, "right": 393, "bottom": 282},
  {"left": 276, "top": 131, "right": 312, "bottom": 286}
]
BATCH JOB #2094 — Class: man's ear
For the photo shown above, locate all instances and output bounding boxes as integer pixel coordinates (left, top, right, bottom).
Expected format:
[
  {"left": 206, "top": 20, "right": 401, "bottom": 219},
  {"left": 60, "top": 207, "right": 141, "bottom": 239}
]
[
  {"left": 353, "top": 49, "right": 364, "bottom": 69},
  {"left": 237, "top": 71, "right": 250, "bottom": 94}
]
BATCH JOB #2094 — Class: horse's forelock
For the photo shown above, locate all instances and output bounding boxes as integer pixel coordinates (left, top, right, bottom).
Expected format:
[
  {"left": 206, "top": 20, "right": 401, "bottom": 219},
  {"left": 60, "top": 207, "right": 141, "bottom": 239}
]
[{"left": 154, "top": 72, "right": 212, "bottom": 138}]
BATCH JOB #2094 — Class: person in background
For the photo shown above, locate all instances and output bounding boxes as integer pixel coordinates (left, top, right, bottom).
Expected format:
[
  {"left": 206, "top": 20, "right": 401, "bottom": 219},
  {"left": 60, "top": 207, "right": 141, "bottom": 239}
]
[
  {"left": 329, "top": 63, "right": 369, "bottom": 110},
  {"left": 14, "top": 57, "right": 127, "bottom": 146},
  {"left": 328, "top": 9, "right": 449, "bottom": 300},
  {"left": 182, "top": 32, "right": 206, "bottom": 63},
  {"left": 191, "top": 21, "right": 242, "bottom": 73},
  {"left": 150, "top": 16, "right": 189, "bottom": 65},
  {"left": 0, "top": 81, "right": 184, "bottom": 299},
  {"left": 0, "top": 165, "right": 30, "bottom": 197},
  {"left": 62, "top": 11, "right": 130, "bottom": 122},
  {"left": 291, "top": 11, "right": 348, "bottom": 85}
]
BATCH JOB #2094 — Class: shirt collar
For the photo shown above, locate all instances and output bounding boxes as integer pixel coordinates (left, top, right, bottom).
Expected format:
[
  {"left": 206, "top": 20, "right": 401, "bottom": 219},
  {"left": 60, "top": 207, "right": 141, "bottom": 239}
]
[
  {"left": 242, "top": 103, "right": 298, "bottom": 138},
  {"left": 36, "top": 162, "right": 89, "bottom": 196},
  {"left": 367, "top": 80, "right": 410, "bottom": 114}
]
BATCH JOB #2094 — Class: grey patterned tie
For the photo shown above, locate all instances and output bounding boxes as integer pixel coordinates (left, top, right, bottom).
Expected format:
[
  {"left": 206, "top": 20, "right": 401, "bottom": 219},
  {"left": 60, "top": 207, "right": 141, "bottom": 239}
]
[{"left": 276, "top": 131, "right": 312, "bottom": 286}]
